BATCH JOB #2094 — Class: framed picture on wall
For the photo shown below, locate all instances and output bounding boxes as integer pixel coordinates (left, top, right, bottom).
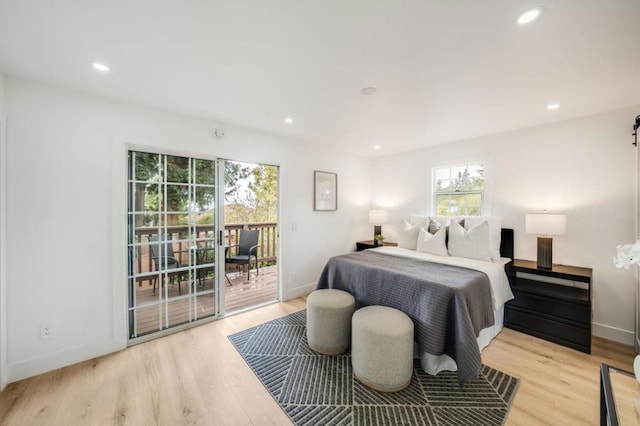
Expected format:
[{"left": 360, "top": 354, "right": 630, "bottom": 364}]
[{"left": 314, "top": 170, "right": 337, "bottom": 211}]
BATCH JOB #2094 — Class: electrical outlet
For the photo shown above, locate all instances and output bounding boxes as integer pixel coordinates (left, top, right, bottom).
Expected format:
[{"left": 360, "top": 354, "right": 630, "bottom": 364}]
[
  {"left": 290, "top": 271, "right": 299, "bottom": 284},
  {"left": 40, "top": 325, "right": 53, "bottom": 339}
]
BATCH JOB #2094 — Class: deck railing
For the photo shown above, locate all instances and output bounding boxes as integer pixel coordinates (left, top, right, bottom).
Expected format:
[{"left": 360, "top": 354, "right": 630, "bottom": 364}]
[{"left": 133, "top": 222, "right": 277, "bottom": 283}]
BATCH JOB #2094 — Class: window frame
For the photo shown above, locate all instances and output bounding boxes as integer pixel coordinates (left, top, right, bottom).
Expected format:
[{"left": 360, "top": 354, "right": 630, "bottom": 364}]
[{"left": 431, "top": 161, "right": 487, "bottom": 217}]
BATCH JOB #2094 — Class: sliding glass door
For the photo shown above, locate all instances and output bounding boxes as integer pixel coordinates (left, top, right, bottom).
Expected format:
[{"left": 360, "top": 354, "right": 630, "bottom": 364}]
[
  {"left": 220, "top": 160, "right": 279, "bottom": 314},
  {"left": 126, "top": 153, "right": 280, "bottom": 340},
  {"left": 127, "top": 151, "right": 219, "bottom": 339}
]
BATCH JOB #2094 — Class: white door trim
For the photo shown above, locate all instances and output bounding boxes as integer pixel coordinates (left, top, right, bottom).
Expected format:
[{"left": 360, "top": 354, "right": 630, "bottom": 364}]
[{"left": 0, "top": 116, "right": 8, "bottom": 390}]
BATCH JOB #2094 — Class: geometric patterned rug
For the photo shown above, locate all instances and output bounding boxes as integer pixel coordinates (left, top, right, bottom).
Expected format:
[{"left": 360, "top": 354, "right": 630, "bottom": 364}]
[{"left": 228, "top": 310, "right": 519, "bottom": 426}]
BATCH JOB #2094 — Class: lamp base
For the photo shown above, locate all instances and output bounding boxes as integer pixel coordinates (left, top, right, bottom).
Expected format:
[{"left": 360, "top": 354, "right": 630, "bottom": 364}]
[
  {"left": 373, "top": 225, "right": 382, "bottom": 245},
  {"left": 537, "top": 236, "right": 553, "bottom": 269}
]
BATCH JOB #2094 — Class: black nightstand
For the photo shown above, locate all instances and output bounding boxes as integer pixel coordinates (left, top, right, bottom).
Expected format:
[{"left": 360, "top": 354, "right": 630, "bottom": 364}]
[
  {"left": 505, "top": 259, "right": 592, "bottom": 353},
  {"left": 355, "top": 240, "right": 398, "bottom": 251}
]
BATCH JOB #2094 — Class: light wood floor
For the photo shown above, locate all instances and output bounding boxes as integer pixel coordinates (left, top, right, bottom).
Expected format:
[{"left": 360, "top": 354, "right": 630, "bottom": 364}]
[{"left": 0, "top": 298, "right": 635, "bottom": 425}]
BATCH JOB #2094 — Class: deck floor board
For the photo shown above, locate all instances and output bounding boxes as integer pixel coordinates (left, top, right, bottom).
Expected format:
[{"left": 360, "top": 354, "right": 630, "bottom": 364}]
[{"left": 133, "top": 265, "right": 278, "bottom": 337}]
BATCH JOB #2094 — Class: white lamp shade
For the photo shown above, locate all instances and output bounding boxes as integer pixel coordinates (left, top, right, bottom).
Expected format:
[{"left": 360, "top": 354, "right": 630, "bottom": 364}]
[
  {"left": 369, "top": 209, "right": 388, "bottom": 225},
  {"left": 525, "top": 214, "right": 566, "bottom": 236}
]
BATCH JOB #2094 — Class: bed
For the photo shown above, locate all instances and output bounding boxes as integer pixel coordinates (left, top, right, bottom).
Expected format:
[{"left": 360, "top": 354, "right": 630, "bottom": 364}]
[{"left": 316, "top": 227, "right": 514, "bottom": 385}]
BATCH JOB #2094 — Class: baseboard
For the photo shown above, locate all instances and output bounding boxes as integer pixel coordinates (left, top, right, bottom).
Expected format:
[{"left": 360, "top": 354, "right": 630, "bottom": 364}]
[
  {"left": 592, "top": 322, "right": 635, "bottom": 346},
  {"left": 284, "top": 281, "right": 316, "bottom": 301},
  {"left": 7, "top": 338, "right": 125, "bottom": 385}
]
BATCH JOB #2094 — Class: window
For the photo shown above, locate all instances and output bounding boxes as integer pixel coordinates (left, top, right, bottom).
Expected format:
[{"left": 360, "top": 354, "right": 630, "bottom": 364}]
[{"left": 433, "top": 162, "right": 484, "bottom": 217}]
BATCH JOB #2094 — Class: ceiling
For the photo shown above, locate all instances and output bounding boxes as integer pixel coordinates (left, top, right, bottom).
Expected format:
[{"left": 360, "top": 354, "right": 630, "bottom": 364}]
[{"left": 1, "top": 1, "right": 639, "bottom": 157}]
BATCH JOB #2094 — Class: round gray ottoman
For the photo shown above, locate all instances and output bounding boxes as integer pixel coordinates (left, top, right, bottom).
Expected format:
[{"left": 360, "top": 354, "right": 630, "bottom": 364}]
[
  {"left": 351, "top": 305, "right": 414, "bottom": 392},
  {"left": 306, "top": 289, "right": 356, "bottom": 355}
]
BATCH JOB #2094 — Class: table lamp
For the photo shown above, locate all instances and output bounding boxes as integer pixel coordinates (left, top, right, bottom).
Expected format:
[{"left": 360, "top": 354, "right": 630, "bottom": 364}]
[
  {"left": 525, "top": 213, "right": 566, "bottom": 269},
  {"left": 369, "top": 210, "right": 388, "bottom": 245}
]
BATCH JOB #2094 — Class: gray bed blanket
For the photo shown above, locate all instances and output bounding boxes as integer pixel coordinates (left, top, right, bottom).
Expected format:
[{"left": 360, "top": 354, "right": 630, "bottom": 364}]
[{"left": 316, "top": 250, "right": 494, "bottom": 385}]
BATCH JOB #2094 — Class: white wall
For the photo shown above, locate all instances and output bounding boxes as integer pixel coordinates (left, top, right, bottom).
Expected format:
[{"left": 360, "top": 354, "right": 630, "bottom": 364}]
[
  {"left": 3, "top": 77, "right": 371, "bottom": 383},
  {"left": 370, "top": 106, "right": 640, "bottom": 345},
  {"left": 0, "top": 71, "right": 7, "bottom": 390}
]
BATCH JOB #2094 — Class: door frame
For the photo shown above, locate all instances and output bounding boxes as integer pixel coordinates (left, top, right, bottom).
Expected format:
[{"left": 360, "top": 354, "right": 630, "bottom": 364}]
[
  {"left": 216, "top": 158, "right": 226, "bottom": 316},
  {"left": 0, "top": 116, "right": 7, "bottom": 389}
]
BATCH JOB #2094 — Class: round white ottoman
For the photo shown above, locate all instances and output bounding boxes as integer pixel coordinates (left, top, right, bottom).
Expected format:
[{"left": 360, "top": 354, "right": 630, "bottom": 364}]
[
  {"left": 306, "top": 289, "right": 356, "bottom": 355},
  {"left": 352, "top": 305, "right": 414, "bottom": 392}
]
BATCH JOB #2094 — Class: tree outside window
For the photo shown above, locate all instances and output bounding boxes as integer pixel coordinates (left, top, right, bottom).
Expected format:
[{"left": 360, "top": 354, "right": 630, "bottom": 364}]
[{"left": 433, "top": 163, "right": 484, "bottom": 217}]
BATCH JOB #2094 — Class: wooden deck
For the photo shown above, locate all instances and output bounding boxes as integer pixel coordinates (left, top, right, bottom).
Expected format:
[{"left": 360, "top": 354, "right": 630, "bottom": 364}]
[
  {"left": 132, "top": 265, "right": 278, "bottom": 337},
  {"left": 224, "top": 265, "right": 279, "bottom": 312}
]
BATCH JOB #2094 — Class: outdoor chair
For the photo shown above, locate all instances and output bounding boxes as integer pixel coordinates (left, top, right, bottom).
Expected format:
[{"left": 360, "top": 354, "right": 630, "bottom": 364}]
[
  {"left": 191, "top": 244, "right": 216, "bottom": 289},
  {"left": 148, "top": 234, "right": 184, "bottom": 295},
  {"left": 226, "top": 229, "right": 261, "bottom": 282}
]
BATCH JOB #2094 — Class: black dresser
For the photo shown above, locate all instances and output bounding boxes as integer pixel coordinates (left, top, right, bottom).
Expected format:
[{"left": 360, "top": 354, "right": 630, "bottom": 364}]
[{"left": 505, "top": 259, "right": 592, "bottom": 353}]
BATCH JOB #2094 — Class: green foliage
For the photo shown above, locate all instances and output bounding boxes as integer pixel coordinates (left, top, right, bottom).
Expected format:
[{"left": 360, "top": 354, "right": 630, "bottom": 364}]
[
  {"left": 224, "top": 162, "right": 251, "bottom": 201},
  {"left": 249, "top": 165, "right": 278, "bottom": 222},
  {"left": 225, "top": 162, "right": 278, "bottom": 224},
  {"left": 133, "top": 151, "right": 160, "bottom": 181},
  {"left": 225, "top": 203, "right": 254, "bottom": 224},
  {"left": 434, "top": 164, "right": 484, "bottom": 217},
  {"left": 132, "top": 152, "right": 231, "bottom": 225},
  {"left": 435, "top": 194, "right": 483, "bottom": 216},
  {"left": 435, "top": 166, "right": 484, "bottom": 192},
  {"left": 196, "top": 212, "right": 214, "bottom": 225},
  {"left": 131, "top": 152, "right": 277, "bottom": 226}
]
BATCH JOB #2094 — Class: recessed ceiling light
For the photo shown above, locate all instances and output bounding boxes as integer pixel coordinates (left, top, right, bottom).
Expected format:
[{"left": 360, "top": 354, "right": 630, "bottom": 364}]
[
  {"left": 284, "top": 117, "right": 293, "bottom": 124},
  {"left": 373, "top": 145, "right": 381, "bottom": 151},
  {"left": 546, "top": 103, "right": 560, "bottom": 110},
  {"left": 361, "top": 87, "right": 377, "bottom": 96},
  {"left": 92, "top": 62, "right": 110, "bottom": 72},
  {"left": 517, "top": 7, "right": 543, "bottom": 25}
]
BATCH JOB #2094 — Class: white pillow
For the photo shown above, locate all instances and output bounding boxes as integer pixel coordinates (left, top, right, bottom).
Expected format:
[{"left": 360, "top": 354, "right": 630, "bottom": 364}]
[
  {"left": 456, "top": 216, "right": 502, "bottom": 261},
  {"left": 430, "top": 216, "right": 450, "bottom": 228},
  {"left": 416, "top": 227, "right": 448, "bottom": 256},
  {"left": 397, "top": 220, "right": 422, "bottom": 250},
  {"left": 447, "top": 220, "right": 491, "bottom": 261},
  {"left": 409, "top": 214, "right": 428, "bottom": 227},
  {"left": 409, "top": 214, "right": 449, "bottom": 229}
]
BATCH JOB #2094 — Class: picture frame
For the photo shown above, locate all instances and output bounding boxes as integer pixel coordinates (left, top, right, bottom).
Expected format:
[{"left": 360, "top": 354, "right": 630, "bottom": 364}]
[{"left": 314, "top": 170, "right": 337, "bottom": 211}]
